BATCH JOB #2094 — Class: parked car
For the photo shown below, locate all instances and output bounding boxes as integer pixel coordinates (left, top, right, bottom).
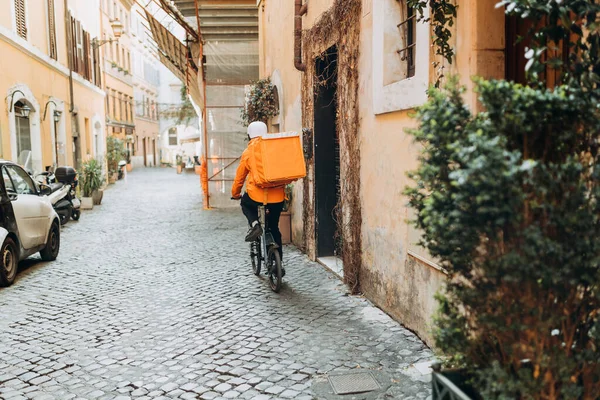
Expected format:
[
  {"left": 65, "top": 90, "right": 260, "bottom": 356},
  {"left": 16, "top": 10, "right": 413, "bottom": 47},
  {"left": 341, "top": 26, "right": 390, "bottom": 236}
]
[{"left": 0, "top": 161, "right": 61, "bottom": 287}]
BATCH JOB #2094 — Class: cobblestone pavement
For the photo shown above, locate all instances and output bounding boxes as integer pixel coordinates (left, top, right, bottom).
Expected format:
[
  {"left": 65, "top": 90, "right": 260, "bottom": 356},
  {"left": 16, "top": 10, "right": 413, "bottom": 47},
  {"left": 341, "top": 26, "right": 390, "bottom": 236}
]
[{"left": 0, "top": 169, "right": 434, "bottom": 400}]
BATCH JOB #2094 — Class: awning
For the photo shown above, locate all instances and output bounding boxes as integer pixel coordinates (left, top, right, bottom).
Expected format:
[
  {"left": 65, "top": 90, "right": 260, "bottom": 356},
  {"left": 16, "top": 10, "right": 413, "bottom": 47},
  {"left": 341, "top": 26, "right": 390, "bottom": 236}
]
[{"left": 145, "top": 10, "right": 203, "bottom": 108}]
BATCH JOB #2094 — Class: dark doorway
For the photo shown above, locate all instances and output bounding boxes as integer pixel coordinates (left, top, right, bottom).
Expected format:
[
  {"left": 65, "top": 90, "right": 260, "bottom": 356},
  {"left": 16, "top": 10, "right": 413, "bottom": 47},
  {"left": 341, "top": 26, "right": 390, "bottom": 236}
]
[
  {"left": 143, "top": 137, "right": 147, "bottom": 167},
  {"left": 313, "top": 45, "right": 340, "bottom": 258},
  {"left": 505, "top": 15, "right": 569, "bottom": 87},
  {"left": 153, "top": 139, "right": 157, "bottom": 166}
]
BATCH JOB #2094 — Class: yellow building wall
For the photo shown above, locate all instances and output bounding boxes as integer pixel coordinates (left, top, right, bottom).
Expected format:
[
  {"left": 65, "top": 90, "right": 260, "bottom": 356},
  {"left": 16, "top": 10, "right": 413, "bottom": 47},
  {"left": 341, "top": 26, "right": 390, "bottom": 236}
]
[
  {"left": 0, "top": 0, "right": 106, "bottom": 171},
  {"left": 259, "top": 0, "right": 507, "bottom": 345}
]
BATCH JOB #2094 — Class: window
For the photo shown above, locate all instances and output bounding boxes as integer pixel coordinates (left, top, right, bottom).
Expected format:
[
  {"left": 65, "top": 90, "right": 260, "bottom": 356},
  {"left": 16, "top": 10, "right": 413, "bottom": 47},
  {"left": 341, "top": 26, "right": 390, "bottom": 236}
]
[
  {"left": 47, "top": 0, "right": 57, "bottom": 59},
  {"left": 6, "top": 165, "right": 36, "bottom": 195},
  {"left": 397, "top": 3, "right": 416, "bottom": 78},
  {"left": 14, "top": 101, "right": 31, "bottom": 156},
  {"left": 383, "top": 0, "right": 416, "bottom": 85},
  {"left": 373, "top": 0, "right": 429, "bottom": 114},
  {"left": 68, "top": 13, "right": 100, "bottom": 86},
  {"left": 111, "top": 89, "right": 117, "bottom": 118},
  {"left": 2, "top": 168, "right": 15, "bottom": 194},
  {"left": 168, "top": 128, "right": 177, "bottom": 146},
  {"left": 15, "top": 0, "right": 27, "bottom": 39},
  {"left": 105, "top": 89, "right": 110, "bottom": 118}
]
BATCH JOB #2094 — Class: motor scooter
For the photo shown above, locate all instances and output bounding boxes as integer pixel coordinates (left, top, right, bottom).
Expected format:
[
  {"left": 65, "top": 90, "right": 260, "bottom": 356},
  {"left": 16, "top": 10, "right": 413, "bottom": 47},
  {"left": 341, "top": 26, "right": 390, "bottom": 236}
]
[{"left": 35, "top": 167, "right": 81, "bottom": 224}]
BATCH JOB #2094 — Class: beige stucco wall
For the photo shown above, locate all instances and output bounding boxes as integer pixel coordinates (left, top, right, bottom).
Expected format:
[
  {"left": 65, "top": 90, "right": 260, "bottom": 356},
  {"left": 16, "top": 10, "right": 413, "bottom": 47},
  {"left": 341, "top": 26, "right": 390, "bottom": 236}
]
[
  {"left": 258, "top": 0, "right": 506, "bottom": 346},
  {"left": 0, "top": 0, "right": 105, "bottom": 171}
]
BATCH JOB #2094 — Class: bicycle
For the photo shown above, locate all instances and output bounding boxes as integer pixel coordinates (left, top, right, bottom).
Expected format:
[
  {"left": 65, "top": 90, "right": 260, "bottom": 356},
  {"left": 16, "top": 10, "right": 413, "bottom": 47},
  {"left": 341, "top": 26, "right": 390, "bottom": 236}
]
[
  {"left": 233, "top": 198, "right": 283, "bottom": 293},
  {"left": 251, "top": 204, "right": 283, "bottom": 293}
]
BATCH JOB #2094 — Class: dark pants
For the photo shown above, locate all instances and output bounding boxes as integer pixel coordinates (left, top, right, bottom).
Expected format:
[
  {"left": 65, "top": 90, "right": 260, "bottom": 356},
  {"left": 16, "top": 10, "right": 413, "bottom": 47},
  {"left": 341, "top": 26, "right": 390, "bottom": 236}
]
[{"left": 240, "top": 193, "right": 284, "bottom": 259}]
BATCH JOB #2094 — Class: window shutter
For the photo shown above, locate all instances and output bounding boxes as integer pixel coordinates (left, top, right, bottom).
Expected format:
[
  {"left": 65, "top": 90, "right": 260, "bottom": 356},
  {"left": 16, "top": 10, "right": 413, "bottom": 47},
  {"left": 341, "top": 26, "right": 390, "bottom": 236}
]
[
  {"left": 93, "top": 40, "right": 101, "bottom": 87},
  {"left": 15, "top": 0, "right": 27, "bottom": 39},
  {"left": 47, "top": 0, "right": 57, "bottom": 59},
  {"left": 85, "top": 31, "right": 93, "bottom": 81}
]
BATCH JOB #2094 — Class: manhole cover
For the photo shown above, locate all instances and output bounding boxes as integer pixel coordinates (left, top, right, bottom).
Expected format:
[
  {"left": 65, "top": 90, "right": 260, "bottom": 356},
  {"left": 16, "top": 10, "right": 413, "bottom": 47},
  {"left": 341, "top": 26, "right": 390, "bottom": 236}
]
[{"left": 328, "top": 372, "right": 381, "bottom": 395}]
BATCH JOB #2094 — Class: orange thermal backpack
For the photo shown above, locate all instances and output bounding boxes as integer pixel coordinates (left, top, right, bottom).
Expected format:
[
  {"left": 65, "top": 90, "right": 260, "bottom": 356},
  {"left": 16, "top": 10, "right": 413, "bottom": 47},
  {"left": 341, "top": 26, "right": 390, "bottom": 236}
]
[{"left": 250, "top": 131, "right": 307, "bottom": 188}]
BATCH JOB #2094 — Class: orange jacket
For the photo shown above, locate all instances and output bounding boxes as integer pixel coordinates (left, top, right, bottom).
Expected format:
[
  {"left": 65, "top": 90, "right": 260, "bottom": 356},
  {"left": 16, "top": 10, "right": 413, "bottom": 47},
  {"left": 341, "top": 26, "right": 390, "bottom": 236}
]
[{"left": 232, "top": 139, "right": 285, "bottom": 204}]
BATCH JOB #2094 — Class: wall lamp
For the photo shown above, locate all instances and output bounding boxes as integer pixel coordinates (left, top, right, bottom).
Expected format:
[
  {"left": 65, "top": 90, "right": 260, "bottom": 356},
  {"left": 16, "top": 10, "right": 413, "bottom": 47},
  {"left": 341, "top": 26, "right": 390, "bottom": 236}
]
[
  {"left": 92, "top": 19, "right": 124, "bottom": 48},
  {"left": 8, "top": 90, "right": 31, "bottom": 118},
  {"left": 43, "top": 100, "right": 62, "bottom": 123}
]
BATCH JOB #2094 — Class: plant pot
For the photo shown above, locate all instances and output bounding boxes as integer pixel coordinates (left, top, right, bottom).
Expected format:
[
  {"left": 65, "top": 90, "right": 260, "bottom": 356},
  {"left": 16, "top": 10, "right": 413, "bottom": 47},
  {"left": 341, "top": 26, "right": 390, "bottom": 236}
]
[
  {"left": 81, "top": 197, "right": 94, "bottom": 210},
  {"left": 279, "top": 211, "right": 292, "bottom": 245},
  {"left": 194, "top": 165, "right": 202, "bottom": 175},
  {"left": 432, "top": 366, "right": 480, "bottom": 400},
  {"left": 92, "top": 189, "right": 103, "bottom": 205},
  {"left": 126, "top": 163, "right": 132, "bottom": 172},
  {"left": 177, "top": 165, "right": 183, "bottom": 174}
]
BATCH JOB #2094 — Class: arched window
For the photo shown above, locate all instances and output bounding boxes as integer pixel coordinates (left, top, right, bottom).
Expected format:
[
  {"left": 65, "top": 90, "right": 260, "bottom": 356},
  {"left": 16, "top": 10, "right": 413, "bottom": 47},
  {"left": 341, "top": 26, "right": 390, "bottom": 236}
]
[{"left": 14, "top": 101, "right": 32, "bottom": 156}]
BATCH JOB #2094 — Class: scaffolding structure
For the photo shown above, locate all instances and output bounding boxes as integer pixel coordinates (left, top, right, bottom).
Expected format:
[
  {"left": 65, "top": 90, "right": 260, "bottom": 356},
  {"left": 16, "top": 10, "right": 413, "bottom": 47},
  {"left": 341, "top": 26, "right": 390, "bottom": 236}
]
[{"left": 142, "top": 0, "right": 258, "bottom": 209}]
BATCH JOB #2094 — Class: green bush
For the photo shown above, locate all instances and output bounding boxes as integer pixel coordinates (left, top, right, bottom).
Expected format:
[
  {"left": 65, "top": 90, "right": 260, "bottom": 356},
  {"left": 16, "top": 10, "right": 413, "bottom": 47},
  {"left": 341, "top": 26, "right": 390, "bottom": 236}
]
[
  {"left": 406, "top": 2, "right": 600, "bottom": 398},
  {"left": 106, "top": 136, "right": 127, "bottom": 174},
  {"left": 80, "top": 158, "right": 103, "bottom": 197}
]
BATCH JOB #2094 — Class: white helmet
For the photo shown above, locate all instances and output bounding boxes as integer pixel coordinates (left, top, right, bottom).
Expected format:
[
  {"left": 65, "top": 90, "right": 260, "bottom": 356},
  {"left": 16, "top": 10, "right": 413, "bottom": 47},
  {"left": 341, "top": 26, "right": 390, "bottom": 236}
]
[{"left": 247, "top": 121, "right": 267, "bottom": 139}]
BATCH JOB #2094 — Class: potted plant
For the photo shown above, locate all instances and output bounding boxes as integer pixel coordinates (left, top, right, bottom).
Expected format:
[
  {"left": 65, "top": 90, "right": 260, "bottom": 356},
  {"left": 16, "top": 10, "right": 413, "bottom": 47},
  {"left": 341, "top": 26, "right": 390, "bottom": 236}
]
[
  {"left": 126, "top": 150, "right": 133, "bottom": 172},
  {"left": 278, "top": 184, "right": 293, "bottom": 245},
  {"left": 106, "top": 136, "right": 126, "bottom": 183},
  {"left": 176, "top": 154, "right": 183, "bottom": 174},
  {"left": 406, "top": 2, "right": 600, "bottom": 398},
  {"left": 80, "top": 159, "right": 103, "bottom": 209}
]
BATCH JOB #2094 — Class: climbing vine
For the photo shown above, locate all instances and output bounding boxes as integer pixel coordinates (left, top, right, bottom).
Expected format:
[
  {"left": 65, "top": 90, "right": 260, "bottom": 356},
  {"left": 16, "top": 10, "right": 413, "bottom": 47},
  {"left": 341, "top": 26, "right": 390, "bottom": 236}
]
[{"left": 408, "top": 0, "right": 457, "bottom": 86}]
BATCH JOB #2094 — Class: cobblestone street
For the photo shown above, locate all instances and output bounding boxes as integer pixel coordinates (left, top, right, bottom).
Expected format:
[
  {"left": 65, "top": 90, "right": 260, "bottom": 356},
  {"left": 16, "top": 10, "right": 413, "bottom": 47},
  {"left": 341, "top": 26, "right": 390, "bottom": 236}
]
[{"left": 0, "top": 169, "right": 433, "bottom": 400}]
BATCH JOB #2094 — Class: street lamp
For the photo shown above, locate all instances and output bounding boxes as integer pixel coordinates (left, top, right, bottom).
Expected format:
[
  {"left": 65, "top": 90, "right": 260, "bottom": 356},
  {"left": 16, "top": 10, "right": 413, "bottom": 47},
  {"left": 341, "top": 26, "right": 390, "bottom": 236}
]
[
  {"left": 15, "top": 103, "right": 31, "bottom": 118},
  {"left": 7, "top": 89, "right": 30, "bottom": 116},
  {"left": 43, "top": 100, "right": 60, "bottom": 121},
  {"left": 92, "top": 19, "right": 125, "bottom": 48}
]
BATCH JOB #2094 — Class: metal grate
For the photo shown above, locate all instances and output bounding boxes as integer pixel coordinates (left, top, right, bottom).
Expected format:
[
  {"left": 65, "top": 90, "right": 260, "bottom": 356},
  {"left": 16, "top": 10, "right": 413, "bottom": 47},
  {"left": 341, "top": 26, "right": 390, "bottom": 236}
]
[{"left": 328, "top": 372, "right": 381, "bottom": 395}]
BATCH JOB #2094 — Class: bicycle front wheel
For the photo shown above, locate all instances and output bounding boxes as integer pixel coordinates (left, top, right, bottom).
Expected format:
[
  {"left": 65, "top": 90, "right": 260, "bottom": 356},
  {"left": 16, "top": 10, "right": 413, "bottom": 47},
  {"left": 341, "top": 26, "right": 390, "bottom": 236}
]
[{"left": 268, "top": 248, "right": 282, "bottom": 293}]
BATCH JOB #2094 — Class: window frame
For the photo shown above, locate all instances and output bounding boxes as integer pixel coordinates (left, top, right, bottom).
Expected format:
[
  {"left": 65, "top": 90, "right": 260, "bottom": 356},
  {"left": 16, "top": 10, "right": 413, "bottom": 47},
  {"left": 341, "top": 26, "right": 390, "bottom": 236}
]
[
  {"left": 372, "top": 0, "right": 430, "bottom": 114},
  {"left": 6, "top": 165, "right": 38, "bottom": 196}
]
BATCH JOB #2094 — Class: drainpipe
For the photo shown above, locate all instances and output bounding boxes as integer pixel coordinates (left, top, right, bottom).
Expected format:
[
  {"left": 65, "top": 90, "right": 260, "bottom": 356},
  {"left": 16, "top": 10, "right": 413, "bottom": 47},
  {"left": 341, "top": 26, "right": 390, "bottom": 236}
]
[
  {"left": 64, "top": 0, "right": 74, "bottom": 114},
  {"left": 294, "top": 0, "right": 307, "bottom": 72}
]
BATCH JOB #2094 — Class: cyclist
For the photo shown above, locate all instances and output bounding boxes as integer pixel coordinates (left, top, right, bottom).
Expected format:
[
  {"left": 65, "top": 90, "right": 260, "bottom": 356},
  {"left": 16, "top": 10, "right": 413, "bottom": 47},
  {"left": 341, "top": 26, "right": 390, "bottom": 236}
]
[{"left": 232, "top": 121, "right": 285, "bottom": 267}]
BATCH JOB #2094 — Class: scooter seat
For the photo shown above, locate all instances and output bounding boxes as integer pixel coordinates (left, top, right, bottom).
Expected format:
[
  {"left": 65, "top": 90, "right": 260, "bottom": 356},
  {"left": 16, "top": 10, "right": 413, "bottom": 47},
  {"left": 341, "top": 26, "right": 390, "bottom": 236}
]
[{"left": 49, "top": 183, "right": 64, "bottom": 193}]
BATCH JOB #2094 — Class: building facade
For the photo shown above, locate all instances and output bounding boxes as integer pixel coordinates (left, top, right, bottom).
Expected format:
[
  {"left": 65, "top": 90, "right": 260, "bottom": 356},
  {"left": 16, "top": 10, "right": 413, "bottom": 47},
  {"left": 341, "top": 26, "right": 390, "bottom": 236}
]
[
  {"left": 157, "top": 62, "right": 200, "bottom": 168},
  {"left": 0, "top": 0, "right": 106, "bottom": 173},
  {"left": 130, "top": 2, "right": 160, "bottom": 168},
  {"left": 258, "top": 0, "right": 514, "bottom": 345},
  {"left": 99, "top": 0, "right": 134, "bottom": 160}
]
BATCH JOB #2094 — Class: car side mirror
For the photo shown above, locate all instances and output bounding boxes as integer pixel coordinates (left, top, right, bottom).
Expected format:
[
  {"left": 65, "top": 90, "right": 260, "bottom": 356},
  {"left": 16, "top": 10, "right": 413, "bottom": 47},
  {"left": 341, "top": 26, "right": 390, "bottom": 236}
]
[{"left": 39, "top": 184, "right": 52, "bottom": 196}]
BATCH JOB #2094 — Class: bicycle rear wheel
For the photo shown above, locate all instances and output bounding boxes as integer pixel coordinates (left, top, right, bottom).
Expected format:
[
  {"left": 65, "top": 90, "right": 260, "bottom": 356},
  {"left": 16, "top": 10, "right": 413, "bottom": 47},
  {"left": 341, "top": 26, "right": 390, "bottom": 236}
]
[
  {"left": 267, "top": 248, "right": 282, "bottom": 293},
  {"left": 250, "top": 239, "right": 261, "bottom": 276}
]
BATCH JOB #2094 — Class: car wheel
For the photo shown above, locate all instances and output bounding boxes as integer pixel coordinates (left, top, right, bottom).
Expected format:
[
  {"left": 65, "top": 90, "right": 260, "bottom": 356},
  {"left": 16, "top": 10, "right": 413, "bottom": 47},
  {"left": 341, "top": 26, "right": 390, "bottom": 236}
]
[
  {"left": 40, "top": 223, "right": 60, "bottom": 261},
  {"left": 0, "top": 237, "right": 18, "bottom": 287}
]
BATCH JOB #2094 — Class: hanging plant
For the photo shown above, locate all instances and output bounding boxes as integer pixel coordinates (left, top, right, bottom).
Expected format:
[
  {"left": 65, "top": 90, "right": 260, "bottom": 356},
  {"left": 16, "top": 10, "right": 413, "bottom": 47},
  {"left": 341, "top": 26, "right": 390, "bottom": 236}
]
[
  {"left": 408, "top": 0, "right": 457, "bottom": 87},
  {"left": 159, "top": 85, "right": 198, "bottom": 125},
  {"left": 241, "top": 78, "right": 279, "bottom": 127}
]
